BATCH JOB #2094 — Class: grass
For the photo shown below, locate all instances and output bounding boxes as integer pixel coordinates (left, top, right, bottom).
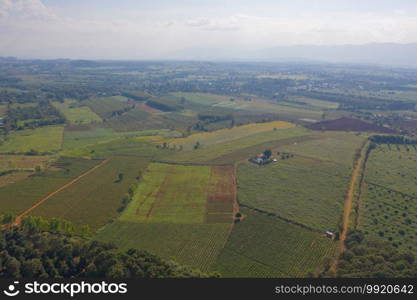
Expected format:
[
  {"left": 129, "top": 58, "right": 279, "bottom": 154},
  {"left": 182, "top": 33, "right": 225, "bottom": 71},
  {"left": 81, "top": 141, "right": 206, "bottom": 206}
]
[
  {"left": 30, "top": 156, "right": 149, "bottom": 229},
  {"left": 0, "top": 126, "right": 64, "bottom": 154},
  {"left": 170, "top": 92, "right": 327, "bottom": 121},
  {"left": 165, "top": 127, "right": 310, "bottom": 164},
  {"left": 279, "top": 131, "right": 367, "bottom": 167},
  {"left": 61, "top": 136, "right": 171, "bottom": 159},
  {"left": 358, "top": 144, "right": 417, "bottom": 253},
  {"left": 362, "top": 144, "right": 417, "bottom": 195},
  {"left": 164, "top": 120, "right": 295, "bottom": 151},
  {"left": 237, "top": 155, "right": 349, "bottom": 231},
  {"left": 0, "top": 155, "right": 51, "bottom": 172},
  {"left": 94, "top": 221, "right": 232, "bottom": 272},
  {"left": 62, "top": 127, "right": 177, "bottom": 150},
  {"left": 121, "top": 163, "right": 235, "bottom": 224},
  {"left": 85, "top": 96, "right": 131, "bottom": 118},
  {"left": 52, "top": 99, "right": 102, "bottom": 124},
  {"left": 211, "top": 208, "right": 336, "bottom": 277},
  {"left": 121, "top": 163, "right": 211, "bottom": 224},
  {"left": 0, "top": 172, "right": 32, "bottom": 188},
  {"left": 360, "top": 183, "right": 417, "bottom": 253},
  {"left": 0, "top": 158, "right": 99, "bottom": 215}
]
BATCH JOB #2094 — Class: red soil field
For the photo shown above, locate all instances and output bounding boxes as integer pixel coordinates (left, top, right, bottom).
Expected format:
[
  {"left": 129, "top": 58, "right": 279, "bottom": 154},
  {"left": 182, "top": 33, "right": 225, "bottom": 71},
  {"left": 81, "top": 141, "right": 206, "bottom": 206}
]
[{"left": 205, "top": 166, "right": 236, "bottom": 223}]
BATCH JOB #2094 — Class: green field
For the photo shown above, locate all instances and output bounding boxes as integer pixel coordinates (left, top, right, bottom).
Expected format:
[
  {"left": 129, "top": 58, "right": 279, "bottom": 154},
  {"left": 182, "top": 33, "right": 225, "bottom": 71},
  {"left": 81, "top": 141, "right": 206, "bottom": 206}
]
[
  {"left": 121, "top": 163, "right": 235, "bottom": 224},
  {"left": 164, "top": 120, "right": 294, "bottom": 151},
  {"left": 85, "top": 96, "right": 131, "bottom": 119},
  {"left": 359, "top": 144, "right": 417, "bottom": 253},
  {"left": 30, "top": 156, "right": 149, "bottom": 229},
  {"left": 362, "top": 144, "right": 417, "bottom": 195},
  {"left": 279, "top": 131, "right": 366, "bottom": 167},
  {"left": 62, "top": 127, "right": 177, "bottom": 150},
  {"left": 170, "top": 92, "right": 327, "bottom": 121},
  {"left": 238, "top": 156, "right": 349, "bottom": 231},
  {"left": 165, "top": 127, "right": 310, "bottom": 164},
  {"left": 0, "top": 155, "right": 51, "bottom": 172},
  {"left": 0, "top": 158, "right": 99, "bottom": 215},
  {"left": 121, "top": 163, "right": 211, "bottom": 224},
  {"left": 211, "top": 208, "right": 336, "bottom": 277},
  {"left": 0, "top": 126, "right": 64, "bottom": 154},
  {"left": 52, "top": 99, "right": 102, "bottom": 124},
  {"left": 94, "top": 221, "right": 231, "bottom": 272}
]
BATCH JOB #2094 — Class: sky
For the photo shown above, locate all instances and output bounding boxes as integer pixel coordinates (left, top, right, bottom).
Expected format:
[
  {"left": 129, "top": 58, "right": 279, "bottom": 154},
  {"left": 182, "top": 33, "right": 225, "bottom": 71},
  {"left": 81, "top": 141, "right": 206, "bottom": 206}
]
[{"left": 1, "top": 0, "right": 417, "bottom": 59}]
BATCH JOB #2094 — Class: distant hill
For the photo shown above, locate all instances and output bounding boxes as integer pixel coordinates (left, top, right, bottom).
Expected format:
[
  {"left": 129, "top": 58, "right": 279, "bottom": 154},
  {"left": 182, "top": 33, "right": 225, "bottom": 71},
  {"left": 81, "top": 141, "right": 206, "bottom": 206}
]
[
  {"left": 307, "top": 117, "right": 396, "bottom": 133},
  {"left": 169, "top": 43, "right": 417, "bottom": 67}
]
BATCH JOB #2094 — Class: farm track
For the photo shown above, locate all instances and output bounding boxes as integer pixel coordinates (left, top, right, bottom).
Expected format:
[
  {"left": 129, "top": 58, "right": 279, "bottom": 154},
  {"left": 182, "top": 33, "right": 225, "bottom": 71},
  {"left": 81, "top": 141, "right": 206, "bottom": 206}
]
[
  {"left": 11, "top": 159, "right": 109, "bottom": 227},
  {"left": 330, "top": 142, "right": 368, "bottom": 273}
]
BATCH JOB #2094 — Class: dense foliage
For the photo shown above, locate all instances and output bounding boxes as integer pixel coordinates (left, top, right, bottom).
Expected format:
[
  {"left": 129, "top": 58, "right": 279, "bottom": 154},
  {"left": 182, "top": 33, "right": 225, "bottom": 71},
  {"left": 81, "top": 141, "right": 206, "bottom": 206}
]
[
  {"left": 336, "top": 231, "right": 417, "bottom": 278},
  {"left": 0, "top": 227, "right": 216, "bottom": 278}
]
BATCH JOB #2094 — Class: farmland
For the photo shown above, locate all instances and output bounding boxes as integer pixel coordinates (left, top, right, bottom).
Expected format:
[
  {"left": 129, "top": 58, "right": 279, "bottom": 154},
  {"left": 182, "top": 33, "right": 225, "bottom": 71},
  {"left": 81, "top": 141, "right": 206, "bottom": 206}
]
[
  {"left": 1, "top": 58, "right": 416, "bottom": 278},
  {"left": 237, "top": 156, "right": 349, "bottom": 231},
  {"left": 211, "top": 208, "right": 337, "bottom": 277},
  {"left": 0, "top": 155, "right": 51, "bottom": 172},
  {"left": 121, "top": 163, "right": 235, "bottom": 224},
  {"left": 164, "top": 120, "right": 294, "bottom": 151},
  {"left": 0, "top": 125, "right": 64, "bottom": 154},
  {"left": 358, "top": 145, "right": 417, "bottom": 253},
  {"left": 30, "top": 157, "right": 149, "bottom": 229},
  {"left": 0, "top": 158, "right": 99, "bottom": 215},
  {"left": 52, "top": 99, "right": 102, "bottom": 125},
  {"left": 95, "top": 221, "right": 232, "bottom": 272},
  {"left": 165, "top": 126, "right": 310, "bottom": 164},
  {"left": 307, "top": 117, "right": 396, "bottom": 133},
  {"left": 121, "top": 163, "right": 211, "bottom": 224}
]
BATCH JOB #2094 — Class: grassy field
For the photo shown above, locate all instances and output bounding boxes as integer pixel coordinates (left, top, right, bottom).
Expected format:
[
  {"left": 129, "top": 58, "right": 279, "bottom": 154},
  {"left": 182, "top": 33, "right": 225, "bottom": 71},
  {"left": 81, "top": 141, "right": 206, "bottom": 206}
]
[
  {"left": 362, "top": 144, "right": 417, "bottom": 195},
  {"left": 62, "top": 136, "right": 171, "bottom": 159},
  {"left": 94, "top": 221, "right": 232, "bottom": 272},
  {"left": 0, "top": 158, "right": 99, "bottom": 215},
  {"left": 52, "top": 99, "right": 102, "bottom": 124},
  {"left": 211, "top": 208, "right": 336, "bottom": 277},
  {"left": 121, "top": 163, "right": 235, "bottom": 224},
  {"left": 279, "top": 131, "right": 367, "bottom": 167},
  {"left": 165, "top": 127, "right": 310, "bottom": 164},
  {"left": 85, "top": 96, "right": 131, "bottom": 118},
  {"left": 358, "top": 144, "right": 417, "bottom": 253},
  {"left": 30, "top": 156, "right": 149, "bottom": 229},
  {"left": 0, "top": 126, "right": 64, "bottom": 154},
  {"left": 289, "top": 96, "right": 340, "bottom": 109},
  {"left": 0, "top": 172, "right": 32, "bottom": 188},
  {"left": 238, "top": 156, "right": 349, "bottom": 231},
  {"left": 0, "top": 155, "right": 51, "bottom": 171},
  {"left": 360, "top": 183, "right": 417, "bottom": 253},
  {"left": 164, "top": 120, "right": 295, "bottom": 151},
  {"left": 62, "top": 127, "right": 177, "bottom": 150},
  {"left": 170, "top": 92, "right": 327, "bottom": 121},
  {"left": 121, "top": 163, "right": 211, "bottom": 224}
]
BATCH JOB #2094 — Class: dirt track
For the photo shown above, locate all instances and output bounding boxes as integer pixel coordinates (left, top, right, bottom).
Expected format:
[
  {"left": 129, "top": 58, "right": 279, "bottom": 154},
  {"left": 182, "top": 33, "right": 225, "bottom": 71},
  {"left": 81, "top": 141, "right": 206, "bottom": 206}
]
[
  {"left": 330, "top": 143, "right": 367, "bottom": 273},
  {"left": 12, "top": 159, "right": 109, "bottom": 226}
]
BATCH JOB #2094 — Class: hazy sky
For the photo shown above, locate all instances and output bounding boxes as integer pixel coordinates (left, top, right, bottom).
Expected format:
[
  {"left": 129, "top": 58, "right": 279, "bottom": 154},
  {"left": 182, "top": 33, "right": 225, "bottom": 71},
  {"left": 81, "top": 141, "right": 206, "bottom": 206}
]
[{"left": 1, "top": 0, "right": 417, "bottom": 59}]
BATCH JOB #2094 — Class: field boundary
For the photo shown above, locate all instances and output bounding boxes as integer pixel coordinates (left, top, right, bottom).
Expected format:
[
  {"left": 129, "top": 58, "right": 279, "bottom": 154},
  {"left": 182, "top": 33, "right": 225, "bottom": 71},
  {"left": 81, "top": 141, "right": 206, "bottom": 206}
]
[
  {"left": 239, "top": 203, "right": 322, "bottom": 233},
  {"left": 12, "top": 159, "right": 109, "bottom": 226},
  {"left": 151, "top": 159, "right": 231, "bottom": 167}
]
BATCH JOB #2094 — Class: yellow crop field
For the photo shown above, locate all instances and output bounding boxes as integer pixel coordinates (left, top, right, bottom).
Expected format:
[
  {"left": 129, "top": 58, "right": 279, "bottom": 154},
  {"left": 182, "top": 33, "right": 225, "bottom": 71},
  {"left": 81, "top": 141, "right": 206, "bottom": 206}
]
[{"left": 164, "top": 121, "right": 295, "bottom": 150}]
